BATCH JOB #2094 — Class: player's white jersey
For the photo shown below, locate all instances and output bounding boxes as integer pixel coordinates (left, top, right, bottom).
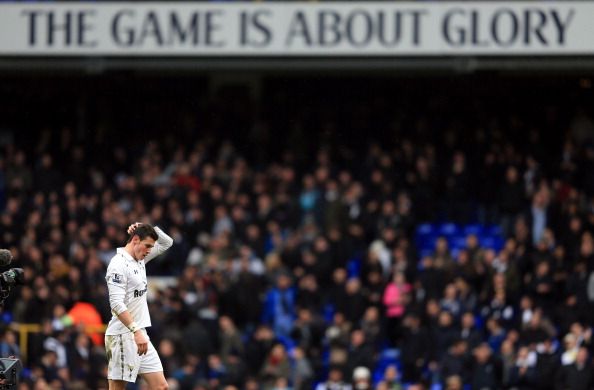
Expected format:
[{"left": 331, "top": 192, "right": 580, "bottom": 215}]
[{"left": 105, "top": 227, "right": 173, "bottom": 335}]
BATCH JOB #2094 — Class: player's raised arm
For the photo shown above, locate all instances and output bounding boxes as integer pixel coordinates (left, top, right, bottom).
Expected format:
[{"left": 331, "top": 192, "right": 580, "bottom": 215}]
[{"left": 127, "top": 222, "right": 173, "bottom": 263}]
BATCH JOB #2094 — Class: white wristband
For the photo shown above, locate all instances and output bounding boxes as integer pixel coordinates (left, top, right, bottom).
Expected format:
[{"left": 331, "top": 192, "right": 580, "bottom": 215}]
[{"left": 128, "top": 321, "right": 139, "bottom": 333}]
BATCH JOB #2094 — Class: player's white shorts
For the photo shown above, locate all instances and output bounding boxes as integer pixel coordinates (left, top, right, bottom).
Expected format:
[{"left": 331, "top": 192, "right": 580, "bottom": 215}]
[{"left": 105, "top": 329, "right": 163, "bottom": 382}]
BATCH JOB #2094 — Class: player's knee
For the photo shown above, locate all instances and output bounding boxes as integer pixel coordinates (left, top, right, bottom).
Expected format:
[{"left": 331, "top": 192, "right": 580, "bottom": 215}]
[{"left": 155, "top": 382, "right": 168, "bottom": 390}]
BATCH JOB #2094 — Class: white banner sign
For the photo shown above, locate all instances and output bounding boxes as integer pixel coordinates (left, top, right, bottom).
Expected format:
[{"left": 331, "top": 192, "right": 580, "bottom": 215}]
[{"left": 0, "top": 2, "right": 592, "bottom": 56}]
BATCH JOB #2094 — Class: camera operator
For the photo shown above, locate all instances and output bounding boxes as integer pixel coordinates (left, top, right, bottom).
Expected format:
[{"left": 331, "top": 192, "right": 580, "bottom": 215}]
[{"left": 0, "top": 330, "right": 19, "bottom": 359}]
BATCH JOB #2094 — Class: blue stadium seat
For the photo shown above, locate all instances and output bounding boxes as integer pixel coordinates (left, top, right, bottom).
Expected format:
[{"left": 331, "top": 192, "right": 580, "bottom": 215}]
[
  {"left": 474, "top": 314, "right": 485, "bottom": 330},
  {"left": 417, "top": 223, "right": 435, "bottom": 236},
  {"left": 486, "top": 224, "right": 503, "bottom": 236},
  {"left": 478, "top": 236, "right": 495, "bottom": 247},
  {"left": 438, "top": 223, "right": 459, "bottom": 236},
  {"left": 374, "top": 348, "right": 401, "bottom": 376},
  {"left": 416, "top": 223, "right": 506, "bottom": 266},
  {"left": 479, "top": 236, "right": 504, "bottom": 251},
  {"left": 380, "top": 348, "right": 400, "bottom": 361},
  {"left": 493, "top": 236, "right": 505, "bottom": 250},
  {"left": 1, "top": 312, "right": 12, "bottom": 324},
  {"left": 463, "top": 224, "right": 484, "bottom": 236},
  {"left": 347, "top": 258, "right": 362, "bottom": 278},
  {"left": 277, "top": 335, "right": 296, "bottom": 352},
  {"left": 450, "top": 248, "right": 461, "bottom": 260},
  {"left": 373, "top": 368, "right": 384, "bottom": 384},
  {"left": 323, "top": 304, "right": 335, "bottom": 324},
  {"left": 449, "top": 235, "right": 467, "bottom": 250},
  {"left": 417, "top": 234, "right": 439, "bottom": 251},
  {"left": 321, "top": 348, "right": 330, "bottom": 365}
]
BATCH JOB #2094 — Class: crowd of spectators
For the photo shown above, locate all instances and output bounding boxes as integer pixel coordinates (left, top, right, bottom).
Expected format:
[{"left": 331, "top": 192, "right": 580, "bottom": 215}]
[{"left": 0, "top": 76, "right": 594, "bottom": 390}]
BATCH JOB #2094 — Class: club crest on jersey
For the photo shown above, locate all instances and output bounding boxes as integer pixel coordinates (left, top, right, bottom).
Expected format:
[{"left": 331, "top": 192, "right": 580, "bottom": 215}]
[{"left": 112, "top": 273, "right": 122, "bottom": 284}]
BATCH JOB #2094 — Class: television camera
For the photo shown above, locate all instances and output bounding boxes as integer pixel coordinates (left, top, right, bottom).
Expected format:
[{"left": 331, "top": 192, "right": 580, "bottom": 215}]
[
  {"left": 0, "top": 250, "right": 23, "bottom": 307},
  {"left": 0, "top": 250, "right": 23, "bottom": 388}
]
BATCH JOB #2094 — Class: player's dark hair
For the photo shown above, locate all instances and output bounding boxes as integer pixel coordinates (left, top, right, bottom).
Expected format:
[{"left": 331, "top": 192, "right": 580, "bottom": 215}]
[{"left": 127, "top": 224, "right": 158, "bottom": 243}]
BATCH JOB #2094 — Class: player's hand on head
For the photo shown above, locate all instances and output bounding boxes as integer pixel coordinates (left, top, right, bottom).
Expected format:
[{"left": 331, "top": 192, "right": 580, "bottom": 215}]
[{"left": 127, "top": 222, "right": 142, "bottom": 235}]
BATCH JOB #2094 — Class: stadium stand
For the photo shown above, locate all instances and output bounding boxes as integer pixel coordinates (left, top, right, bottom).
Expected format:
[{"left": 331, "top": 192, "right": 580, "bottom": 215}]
[{"left": 0, "top": 67, "right": 594, "bottom": 390}]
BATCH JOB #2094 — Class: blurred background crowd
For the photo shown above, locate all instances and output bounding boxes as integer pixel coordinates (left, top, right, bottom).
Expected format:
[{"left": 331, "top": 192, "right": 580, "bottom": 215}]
[{"left": 0, "top": 74, "right": 594, "bottom": 390}]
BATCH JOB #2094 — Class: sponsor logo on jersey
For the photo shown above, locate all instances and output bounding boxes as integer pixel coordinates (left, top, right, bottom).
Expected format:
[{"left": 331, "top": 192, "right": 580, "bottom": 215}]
[{"left": 134, "top": 287, "right": 148, "bottom": 298}]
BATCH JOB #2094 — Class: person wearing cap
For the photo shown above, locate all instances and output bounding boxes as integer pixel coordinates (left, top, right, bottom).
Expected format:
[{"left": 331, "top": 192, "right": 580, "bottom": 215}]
[{"left": 352, "top": 366, "right": 371, "bottom": 390}]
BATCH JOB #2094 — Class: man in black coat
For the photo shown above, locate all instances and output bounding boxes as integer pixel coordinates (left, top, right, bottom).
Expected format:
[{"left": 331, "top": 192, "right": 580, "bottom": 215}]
[
  {"left": 439, "top": 340, "right": 471, "bottom": 385},
  {"left": 535, "top": 338, "right": 561, "bottom": 390},
  {"left": 400, "top": 313, "right": 431, "bottom": 383},
  {"left": 470, "top": 343, "right": 502, "bottom": 390},
  {"left": 556, "top": 346, "right": 593, "bottom": 390},
  {"left": 346, "top": 329, "right": 375, "bottom": 376}
]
